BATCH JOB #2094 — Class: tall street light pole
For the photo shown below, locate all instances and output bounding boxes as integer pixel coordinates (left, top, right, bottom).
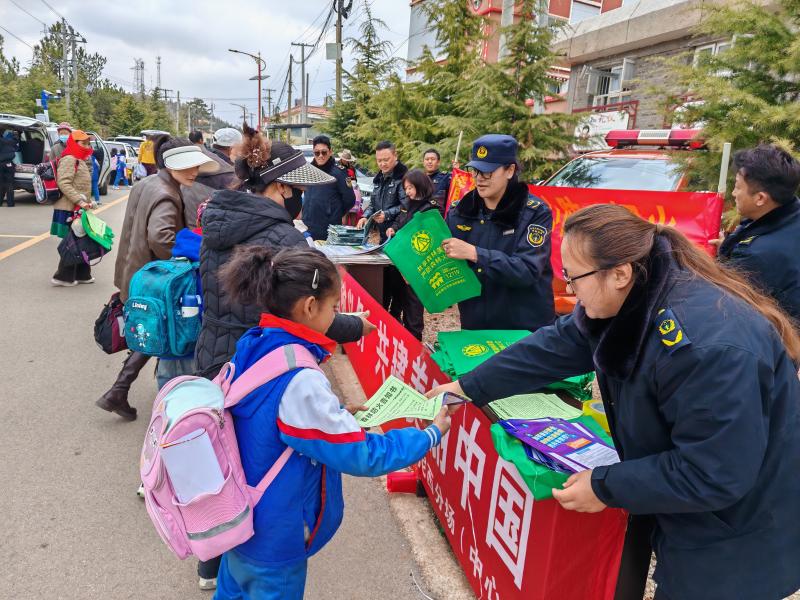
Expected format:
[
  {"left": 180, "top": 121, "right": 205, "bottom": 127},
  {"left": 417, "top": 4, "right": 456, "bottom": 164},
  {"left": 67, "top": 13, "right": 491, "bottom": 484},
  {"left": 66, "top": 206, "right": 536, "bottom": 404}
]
[{"left": 229, "top": 48, "right": 267, "bottom": 130}]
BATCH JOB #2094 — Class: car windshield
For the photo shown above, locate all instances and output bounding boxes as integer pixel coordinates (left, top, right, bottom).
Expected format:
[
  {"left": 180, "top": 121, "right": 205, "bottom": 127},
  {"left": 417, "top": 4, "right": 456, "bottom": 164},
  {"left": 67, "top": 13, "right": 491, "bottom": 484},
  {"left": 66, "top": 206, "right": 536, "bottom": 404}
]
[{"left": 546, "top": 156, "right": 682, "bottom": 191}]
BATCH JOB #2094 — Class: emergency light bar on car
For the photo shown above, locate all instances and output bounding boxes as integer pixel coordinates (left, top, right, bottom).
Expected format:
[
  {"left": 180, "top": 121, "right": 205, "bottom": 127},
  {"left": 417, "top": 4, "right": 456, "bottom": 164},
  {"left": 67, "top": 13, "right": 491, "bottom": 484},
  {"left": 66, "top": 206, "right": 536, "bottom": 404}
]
[{"left": 605, "top": 129, "right": 704, "bottom": 149}]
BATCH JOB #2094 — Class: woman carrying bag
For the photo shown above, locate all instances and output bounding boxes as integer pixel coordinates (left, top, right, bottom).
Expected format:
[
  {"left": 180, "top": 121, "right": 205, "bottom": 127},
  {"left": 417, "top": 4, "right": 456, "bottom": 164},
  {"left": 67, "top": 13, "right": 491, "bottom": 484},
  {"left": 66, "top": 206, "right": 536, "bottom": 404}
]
[
  {"left": 51, "top": 129, "right": 96, "bottom": 286},
  {"left": 430, "top": 205, "right": 800, "bottom": 600}
]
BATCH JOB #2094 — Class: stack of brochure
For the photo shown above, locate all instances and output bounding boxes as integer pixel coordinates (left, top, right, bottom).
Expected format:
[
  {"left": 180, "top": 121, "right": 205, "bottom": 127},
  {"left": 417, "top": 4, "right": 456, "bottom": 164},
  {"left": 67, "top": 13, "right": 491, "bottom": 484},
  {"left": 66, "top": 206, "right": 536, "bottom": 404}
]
[
  {"left": 499, "top": 418, "right": 619, "bottom": 474},
  {"left": 327, "top": 225, "right": 367, "bottom": 246}
]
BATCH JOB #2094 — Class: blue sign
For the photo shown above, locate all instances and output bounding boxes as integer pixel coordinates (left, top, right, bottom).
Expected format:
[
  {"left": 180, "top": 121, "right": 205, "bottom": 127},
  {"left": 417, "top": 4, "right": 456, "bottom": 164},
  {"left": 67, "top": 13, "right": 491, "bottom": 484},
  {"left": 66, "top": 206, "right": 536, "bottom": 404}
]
[{"left": 40, "top": 90, "right": 49, "bottom": 110}]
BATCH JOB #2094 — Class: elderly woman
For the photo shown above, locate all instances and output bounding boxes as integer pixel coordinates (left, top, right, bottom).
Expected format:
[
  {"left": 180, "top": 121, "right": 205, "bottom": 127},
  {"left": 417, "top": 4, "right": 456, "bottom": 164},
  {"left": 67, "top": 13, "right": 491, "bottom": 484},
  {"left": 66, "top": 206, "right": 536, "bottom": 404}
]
[
  {"left": 432, "top": 204, "right": 800, "bottom": 600},
  {"left": 442, "top": 134, "right": 555, "bottom": 332},
  {"left": 51, "top": 129, "right": 96, "bottom": 286}
]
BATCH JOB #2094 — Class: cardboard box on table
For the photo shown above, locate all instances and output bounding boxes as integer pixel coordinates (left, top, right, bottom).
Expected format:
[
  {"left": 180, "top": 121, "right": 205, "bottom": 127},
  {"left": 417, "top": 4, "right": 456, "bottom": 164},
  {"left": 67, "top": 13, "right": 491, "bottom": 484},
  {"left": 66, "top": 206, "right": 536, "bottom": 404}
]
[{"left": 339, "top": 270, "right": 627, "bottom": 600}]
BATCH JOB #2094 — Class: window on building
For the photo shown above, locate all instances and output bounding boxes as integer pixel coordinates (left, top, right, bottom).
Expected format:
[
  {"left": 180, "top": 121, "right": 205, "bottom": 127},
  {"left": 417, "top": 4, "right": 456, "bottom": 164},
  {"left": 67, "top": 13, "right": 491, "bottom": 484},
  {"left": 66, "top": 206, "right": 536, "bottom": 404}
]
[
  {"left": 570, "top": 0, "right": 602, "bottom": 24},
  {"left": 693, "top": 40, "right": 733, "bottom": 67},
  {"left": 587, "top": 59, "right": 635, "bottom": 107}
]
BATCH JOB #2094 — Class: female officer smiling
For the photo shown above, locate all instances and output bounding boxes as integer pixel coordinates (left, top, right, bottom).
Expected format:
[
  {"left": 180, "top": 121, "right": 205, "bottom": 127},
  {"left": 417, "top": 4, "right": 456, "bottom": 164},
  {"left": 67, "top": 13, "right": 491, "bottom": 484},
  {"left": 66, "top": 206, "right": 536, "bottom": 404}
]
[
  {"left": 442, "top": 134, "right": 555, "bottom": 331},
  {"left": 431, "top": 204, "right": 800, "bottom": 600}
]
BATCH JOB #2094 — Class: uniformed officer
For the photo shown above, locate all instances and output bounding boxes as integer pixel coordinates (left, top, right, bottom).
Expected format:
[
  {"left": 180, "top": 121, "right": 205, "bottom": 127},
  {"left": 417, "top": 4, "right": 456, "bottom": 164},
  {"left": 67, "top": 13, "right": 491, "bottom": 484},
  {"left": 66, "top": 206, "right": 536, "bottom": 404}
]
[
  {"left": 718, "top": 144, "right": 800, "bottom": 321},
  {"left": 422, "top": 148, "right": 451, "bottom": 212},
  {"left": 442, "top": 134, "right": 555, "bottom": 331},
  {"left": 431, "top": 204, "right": 800, "bottom": 600}
]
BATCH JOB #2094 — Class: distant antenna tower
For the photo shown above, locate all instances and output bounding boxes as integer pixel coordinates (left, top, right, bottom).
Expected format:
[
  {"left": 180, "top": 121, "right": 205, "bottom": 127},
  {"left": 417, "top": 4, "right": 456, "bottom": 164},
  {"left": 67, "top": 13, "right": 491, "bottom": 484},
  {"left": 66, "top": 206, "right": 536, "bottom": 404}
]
[
  {"left": 156, "top": 56, "right": 162, "bottom": 90},
  {"left": 131, "top": 58, "right": 145, "bottom": 97}
]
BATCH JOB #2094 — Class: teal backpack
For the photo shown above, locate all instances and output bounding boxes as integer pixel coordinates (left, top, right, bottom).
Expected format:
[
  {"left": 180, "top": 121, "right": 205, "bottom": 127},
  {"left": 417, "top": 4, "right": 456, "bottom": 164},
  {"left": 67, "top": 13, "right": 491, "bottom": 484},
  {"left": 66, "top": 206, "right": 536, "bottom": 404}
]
[{"left": 123, "top": 258, "right": 202, "bottom": 358}]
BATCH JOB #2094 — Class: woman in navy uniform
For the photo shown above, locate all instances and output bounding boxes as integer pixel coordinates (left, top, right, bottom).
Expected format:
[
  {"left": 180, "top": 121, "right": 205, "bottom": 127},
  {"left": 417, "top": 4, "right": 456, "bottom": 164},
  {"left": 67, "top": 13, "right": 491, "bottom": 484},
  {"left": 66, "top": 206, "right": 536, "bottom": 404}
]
[
  {"left": 442, "top": 134, "right": 554, "bottom": 331},
  {"left": 431, "top": 205, "right": 800, "bottom": 600}
]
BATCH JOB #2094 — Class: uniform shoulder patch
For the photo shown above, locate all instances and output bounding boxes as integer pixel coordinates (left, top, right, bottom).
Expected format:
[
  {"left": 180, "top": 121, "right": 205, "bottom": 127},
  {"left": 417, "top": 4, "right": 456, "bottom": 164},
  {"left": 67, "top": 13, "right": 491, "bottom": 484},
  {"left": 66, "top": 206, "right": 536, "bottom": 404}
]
[
  {"left": 654, "top": 308, "right": 691, "bottom": 353},
  {"left": 456, "top": 224, "right": 472, "bottom": 232},
  {"left": 526, "top": 198, "right": 542, "bottom": 209},
  {"left": 527, "top": 224, "right": 548, "bottom": 247}
]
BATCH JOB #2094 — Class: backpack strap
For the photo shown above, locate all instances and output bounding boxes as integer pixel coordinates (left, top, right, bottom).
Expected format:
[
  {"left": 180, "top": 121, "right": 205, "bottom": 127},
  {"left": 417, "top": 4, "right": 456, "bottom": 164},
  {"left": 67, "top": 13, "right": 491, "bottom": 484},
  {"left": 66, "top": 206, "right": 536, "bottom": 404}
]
[
  {"left": 220, "top": 343, "right": 324, "bottom": 506},
  {"left": 223, "top": 343, "right": 323, "bottom": 408}
]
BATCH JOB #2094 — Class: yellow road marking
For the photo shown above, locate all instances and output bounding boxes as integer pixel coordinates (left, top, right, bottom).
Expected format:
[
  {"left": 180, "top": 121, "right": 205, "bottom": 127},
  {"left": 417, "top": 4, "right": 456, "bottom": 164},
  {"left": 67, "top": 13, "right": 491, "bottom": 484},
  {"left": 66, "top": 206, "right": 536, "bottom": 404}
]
[
  {"left": 0, "top": 234, "right": 37, "bottom": 239},
  {"left": 0, "top": 194, "right": 129, "bottom": 263}
]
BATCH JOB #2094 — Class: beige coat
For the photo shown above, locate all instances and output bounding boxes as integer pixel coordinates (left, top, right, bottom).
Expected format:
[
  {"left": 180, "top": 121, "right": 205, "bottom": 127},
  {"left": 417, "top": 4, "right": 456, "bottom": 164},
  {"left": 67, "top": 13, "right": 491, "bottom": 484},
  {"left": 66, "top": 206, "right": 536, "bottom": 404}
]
[
  {"left": 114, "top": 169, "right": 186, "bottom": 301},
  {"left": 55, "top": 155, "right": 91, "bottom": 210}
]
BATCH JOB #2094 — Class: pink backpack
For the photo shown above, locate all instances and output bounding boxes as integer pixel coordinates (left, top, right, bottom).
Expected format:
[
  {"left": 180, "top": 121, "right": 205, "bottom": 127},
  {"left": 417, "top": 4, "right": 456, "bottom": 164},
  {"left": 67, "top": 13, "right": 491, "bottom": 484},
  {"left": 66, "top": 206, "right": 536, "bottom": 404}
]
[{"left": 139, "top": 344, "right": 322, "bottom": 561}]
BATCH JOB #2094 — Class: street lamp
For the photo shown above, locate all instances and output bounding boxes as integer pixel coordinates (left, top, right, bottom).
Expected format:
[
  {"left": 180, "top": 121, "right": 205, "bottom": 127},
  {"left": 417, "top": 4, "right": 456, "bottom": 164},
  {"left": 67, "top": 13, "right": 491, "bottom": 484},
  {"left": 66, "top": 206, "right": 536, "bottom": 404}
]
[{"left": 229, "top": 48, "right": 267, "bottom": 130}]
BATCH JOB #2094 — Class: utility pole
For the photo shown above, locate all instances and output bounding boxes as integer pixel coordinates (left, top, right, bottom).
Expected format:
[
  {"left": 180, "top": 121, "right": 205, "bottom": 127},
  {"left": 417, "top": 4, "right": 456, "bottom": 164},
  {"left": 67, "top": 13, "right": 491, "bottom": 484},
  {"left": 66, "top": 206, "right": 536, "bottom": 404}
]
[
  {"left": 70, "top": 26, "right": 78, "bottom": 92},
  {"left": 61, "top": 20, "right": 70, "bottom": 111},
  {"left": 231, "top": 103, "right": 247, "bottom": 126},
  {"left": 287, "top": 55, "right": 294, "bottom": 141},
  {"left": 291, "top": 43, "right": 313, "bottom": 142},
  {"left": 210, "top": 102, "right": 215, "bottom": 131},
  {"left": 264, "top": 88, "right": 274, "bottom": 138},
  {"left": 333, "top": 0, "right": 352, "bottom": 102},
  {"left": 156, "top": 55, "right": 162, "bottom": 90},
  {"left": 187, "top": 102, "right": 192, "bottom": 134},
  {"left": 176, "top": 91, "right": 181, "bottom": 134}
]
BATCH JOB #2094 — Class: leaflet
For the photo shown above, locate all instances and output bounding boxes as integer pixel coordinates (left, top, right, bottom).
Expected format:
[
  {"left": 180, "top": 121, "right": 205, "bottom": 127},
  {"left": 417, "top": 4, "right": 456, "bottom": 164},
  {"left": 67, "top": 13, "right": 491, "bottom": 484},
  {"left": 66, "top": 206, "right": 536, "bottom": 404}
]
[
  {"left": 489, "top": 393, "right": 582, "bottom": 421},
  {"left": 355, "top": 376, "right": 442, "bottom": 428},
  {"left": 500, "top": 418, "right": 619, "bottom": 473}
]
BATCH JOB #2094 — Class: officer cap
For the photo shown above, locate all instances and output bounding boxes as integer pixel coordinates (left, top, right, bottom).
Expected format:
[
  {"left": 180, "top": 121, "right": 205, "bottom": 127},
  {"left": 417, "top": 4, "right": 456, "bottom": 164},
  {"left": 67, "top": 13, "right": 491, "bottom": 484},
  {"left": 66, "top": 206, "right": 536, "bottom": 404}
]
[{"left": 466, "top": 134, "right": 518, "bottom": 172}]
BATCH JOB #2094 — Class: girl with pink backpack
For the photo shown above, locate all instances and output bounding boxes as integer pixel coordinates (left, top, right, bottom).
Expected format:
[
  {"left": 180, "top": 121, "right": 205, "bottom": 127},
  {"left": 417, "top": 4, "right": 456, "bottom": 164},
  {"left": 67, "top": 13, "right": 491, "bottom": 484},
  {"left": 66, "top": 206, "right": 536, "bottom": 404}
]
[{"left": 212, "top": 245, "right": 450, "bottom": 599}]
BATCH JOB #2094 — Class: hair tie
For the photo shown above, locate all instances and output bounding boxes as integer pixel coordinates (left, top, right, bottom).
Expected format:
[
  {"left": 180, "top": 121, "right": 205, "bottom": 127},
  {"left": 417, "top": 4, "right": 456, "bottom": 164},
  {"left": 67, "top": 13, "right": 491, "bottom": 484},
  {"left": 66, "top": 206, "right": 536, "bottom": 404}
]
[{"left": 311, "top": 268, "right": 320, "bottom": 290}]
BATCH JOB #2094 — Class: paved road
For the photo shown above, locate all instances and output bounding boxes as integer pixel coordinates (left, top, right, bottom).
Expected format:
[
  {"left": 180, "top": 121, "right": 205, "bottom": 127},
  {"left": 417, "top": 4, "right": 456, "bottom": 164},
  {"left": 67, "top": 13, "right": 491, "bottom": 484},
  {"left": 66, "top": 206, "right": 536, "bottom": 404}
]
[{"left": 0, "top": 190, "right": 428, "bottom": 600}]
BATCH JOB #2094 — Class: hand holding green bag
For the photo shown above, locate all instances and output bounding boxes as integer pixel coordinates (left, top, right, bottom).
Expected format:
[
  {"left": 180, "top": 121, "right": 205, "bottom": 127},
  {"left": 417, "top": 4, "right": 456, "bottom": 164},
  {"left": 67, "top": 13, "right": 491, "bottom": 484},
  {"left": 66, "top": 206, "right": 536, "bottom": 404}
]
[
  {"left": 384, "top": 210, "right": 481, "bottom": 313},
  {"left": 81, "top": 210, "right": 114, "bottom": 250}
]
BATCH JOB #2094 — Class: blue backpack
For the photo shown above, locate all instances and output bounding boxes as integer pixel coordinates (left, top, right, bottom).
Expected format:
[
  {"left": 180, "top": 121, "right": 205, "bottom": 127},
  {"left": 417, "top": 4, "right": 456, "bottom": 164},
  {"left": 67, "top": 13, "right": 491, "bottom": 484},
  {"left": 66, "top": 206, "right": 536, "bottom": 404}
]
[{"left": 124, "top": 258, "right": 202, "bottom": 358}]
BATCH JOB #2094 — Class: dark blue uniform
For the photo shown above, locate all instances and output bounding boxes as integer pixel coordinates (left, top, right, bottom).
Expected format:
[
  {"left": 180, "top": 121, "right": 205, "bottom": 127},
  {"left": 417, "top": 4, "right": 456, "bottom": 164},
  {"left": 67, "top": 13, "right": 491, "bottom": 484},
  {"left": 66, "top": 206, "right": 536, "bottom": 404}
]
[
  {"left": 718, "top": 198, "right": 800, "bottom": 322},
  {"left": 460, "top": 236, "right": 800, "bottom": 600},
  {"left": 364, "top": 162, "right": 408, "bottom": 241},
  {"left": 446, "top": 181, "right": 555, "bottom": 331},
  {"left": 301, "top": 157, "right": 356, "bottom": 241},
  {"left": 428, "top": 169, "right": 451, "bottom": 212}
]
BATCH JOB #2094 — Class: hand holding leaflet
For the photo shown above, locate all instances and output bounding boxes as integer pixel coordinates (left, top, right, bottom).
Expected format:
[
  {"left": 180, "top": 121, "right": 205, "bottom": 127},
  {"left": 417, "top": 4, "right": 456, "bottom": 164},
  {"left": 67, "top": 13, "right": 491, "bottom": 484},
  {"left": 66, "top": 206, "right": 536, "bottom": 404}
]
[{"left": 354, "top": 376, "right": 470, "bottom": 428}]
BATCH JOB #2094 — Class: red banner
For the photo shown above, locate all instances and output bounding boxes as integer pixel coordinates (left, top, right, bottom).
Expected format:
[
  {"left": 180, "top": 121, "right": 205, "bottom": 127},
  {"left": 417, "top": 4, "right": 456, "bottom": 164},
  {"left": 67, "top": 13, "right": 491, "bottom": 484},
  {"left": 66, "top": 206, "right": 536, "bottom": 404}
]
[
  {"left": 443, "top": 170, "right": 724, "bottom": 277},
  {"left": 339, "top": 271, "right": 627, "bottom": 600},
  {"left": 533, "top": 185, "right": 724, "bottom": 275}
]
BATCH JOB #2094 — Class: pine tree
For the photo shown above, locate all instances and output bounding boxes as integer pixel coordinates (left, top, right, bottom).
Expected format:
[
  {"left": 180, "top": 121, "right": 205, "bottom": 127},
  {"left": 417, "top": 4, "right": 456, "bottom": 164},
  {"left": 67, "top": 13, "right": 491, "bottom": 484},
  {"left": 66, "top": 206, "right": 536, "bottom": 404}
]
[
  {"left": 145, "top": 88, "right": 174, "bottom": 133},
  {"left": 110, "top": 95, "right": 148, "bottom": 136},
  {"left": 669, "top": 0, "right": 800, "bottom": 193},
  {"left": 454, "top": 0, "right": 576, "bottom": 178}
]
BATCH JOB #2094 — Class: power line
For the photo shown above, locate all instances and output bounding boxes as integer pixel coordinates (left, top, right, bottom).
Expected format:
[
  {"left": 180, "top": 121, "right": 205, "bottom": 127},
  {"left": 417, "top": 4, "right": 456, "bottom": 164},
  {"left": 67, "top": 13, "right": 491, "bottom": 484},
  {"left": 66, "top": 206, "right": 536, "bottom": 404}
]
[
  {"left": 38, "top": 0, "right": 65, "bottom": 21},
  {"left": 0, "top": 25, "right": 34, "bottom": 50},
  {"left": 9, "top": 0, "right": 48, "bottom": 28}
]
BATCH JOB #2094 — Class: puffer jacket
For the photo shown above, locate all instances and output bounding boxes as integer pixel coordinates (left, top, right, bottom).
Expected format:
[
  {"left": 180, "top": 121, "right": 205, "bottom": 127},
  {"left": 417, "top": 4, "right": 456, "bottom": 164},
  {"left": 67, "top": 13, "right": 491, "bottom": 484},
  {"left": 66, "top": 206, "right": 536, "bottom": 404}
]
[
  {"left": 54, "top": 155, "right": 92, "bottom": 210},
  {"left": 194, "top": 189, "right": 363, "bottom": 378},
  {"left": 114, "top": 169, "right": 185, "bottom": 301}
]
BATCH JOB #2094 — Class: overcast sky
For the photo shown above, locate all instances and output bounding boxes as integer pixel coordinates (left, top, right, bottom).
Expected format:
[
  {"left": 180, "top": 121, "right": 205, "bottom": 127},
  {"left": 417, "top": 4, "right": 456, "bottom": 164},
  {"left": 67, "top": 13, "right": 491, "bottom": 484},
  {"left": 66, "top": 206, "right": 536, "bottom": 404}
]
[{"left": 0, "top": 0, "right": 411, "bottom": 124}]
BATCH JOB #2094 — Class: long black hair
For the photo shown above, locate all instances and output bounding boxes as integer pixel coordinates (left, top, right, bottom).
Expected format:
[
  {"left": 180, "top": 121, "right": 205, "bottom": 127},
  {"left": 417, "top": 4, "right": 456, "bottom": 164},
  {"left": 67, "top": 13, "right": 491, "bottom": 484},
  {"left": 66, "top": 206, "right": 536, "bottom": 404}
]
[{"left": 218, "top": 245, "right": 340, "bottom": 318}]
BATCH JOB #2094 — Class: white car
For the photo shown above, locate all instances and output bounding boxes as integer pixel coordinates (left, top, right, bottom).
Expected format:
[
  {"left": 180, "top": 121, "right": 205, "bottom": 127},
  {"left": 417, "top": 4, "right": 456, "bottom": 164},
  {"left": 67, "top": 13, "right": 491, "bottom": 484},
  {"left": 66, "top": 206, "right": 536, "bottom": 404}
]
[{"left": 105, "top": 141, "right": 142, "bottom": 182}]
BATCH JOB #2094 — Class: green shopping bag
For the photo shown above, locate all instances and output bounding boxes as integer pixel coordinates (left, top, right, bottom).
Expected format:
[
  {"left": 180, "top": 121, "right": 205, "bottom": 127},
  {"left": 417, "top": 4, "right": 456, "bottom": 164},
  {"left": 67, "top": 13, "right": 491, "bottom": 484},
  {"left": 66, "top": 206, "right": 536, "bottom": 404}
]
[
  {"left": 436, "top": 329, "right": 530, "bottom": 377},
  {"left": 81, "top": 210, "right": 114, "bottom": 251},
  {"left": 490, "top": 416, "right": 614, "bottom": 500},
  {"left": 384, "top": 210, "right": 481, "bottom": 313},
  {"left": 545, "top": 372, "right": 596, "bottom": 401}
]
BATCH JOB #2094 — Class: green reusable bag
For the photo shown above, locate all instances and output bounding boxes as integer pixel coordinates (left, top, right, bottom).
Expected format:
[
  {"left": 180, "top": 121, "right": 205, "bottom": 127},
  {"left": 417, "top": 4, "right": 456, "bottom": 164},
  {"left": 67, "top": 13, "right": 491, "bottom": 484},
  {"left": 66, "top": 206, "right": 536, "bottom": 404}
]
[
  {"left": 384, "top": 210, "right": 481, "bottom": 313},
  {"left": 544, "top": 372, "right": 596, "bottom": 401},
  {"left": 81, "top": 210, "right": 115, "bottom": 251},
  {"left": 436, "top": 329, "right": 530, "bottom": 378},
  {"left": 490, "top": 416, "right": 615, "bottom": 500}
]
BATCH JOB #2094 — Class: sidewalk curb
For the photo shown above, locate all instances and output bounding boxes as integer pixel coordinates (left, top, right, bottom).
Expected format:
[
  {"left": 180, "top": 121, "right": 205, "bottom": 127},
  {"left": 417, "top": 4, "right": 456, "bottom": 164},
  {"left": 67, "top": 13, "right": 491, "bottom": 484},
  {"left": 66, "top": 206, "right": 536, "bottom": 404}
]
[{"left": 327, "top": 352, "right": 475, "bottom": 600}]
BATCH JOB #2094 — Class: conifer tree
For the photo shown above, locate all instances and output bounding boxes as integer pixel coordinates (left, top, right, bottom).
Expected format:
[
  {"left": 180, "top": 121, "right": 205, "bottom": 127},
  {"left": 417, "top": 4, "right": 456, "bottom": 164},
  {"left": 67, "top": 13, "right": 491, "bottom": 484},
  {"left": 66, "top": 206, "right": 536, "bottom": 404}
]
[
  {"left": 110, "top": 95, "right": 148, "bottom": 136},
  {"left": 669, "top": 0, "right": 800, "bottom": 193}
]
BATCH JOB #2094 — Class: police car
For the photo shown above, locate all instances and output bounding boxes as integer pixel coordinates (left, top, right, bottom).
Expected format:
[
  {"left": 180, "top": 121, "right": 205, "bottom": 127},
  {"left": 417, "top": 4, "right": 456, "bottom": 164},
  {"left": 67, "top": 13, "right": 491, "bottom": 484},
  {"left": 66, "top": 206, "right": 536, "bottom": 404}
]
[{"left": 544, "top": 128, "right": 704, "bottom": 191}]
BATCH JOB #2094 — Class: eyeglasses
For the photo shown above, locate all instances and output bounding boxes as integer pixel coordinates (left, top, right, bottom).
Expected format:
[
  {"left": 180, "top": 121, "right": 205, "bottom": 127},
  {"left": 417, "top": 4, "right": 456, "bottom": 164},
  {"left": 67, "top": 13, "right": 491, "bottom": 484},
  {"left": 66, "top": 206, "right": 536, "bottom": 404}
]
[
  {"left": 467, "top": 166, "right": 498, "bottom": 179},
  {"left": 562, "top": 267, "right": 601, "bottom": 292},
  {"left": 313, "top": 150, "right": 330, "bottom": 156}
]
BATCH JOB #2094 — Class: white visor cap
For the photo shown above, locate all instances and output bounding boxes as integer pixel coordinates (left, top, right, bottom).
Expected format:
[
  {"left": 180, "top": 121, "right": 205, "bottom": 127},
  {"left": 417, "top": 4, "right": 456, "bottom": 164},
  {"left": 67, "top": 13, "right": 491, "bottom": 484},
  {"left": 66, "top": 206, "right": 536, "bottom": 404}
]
[{"left": 162, "top": 146, "right": 220, "bottom": 174}]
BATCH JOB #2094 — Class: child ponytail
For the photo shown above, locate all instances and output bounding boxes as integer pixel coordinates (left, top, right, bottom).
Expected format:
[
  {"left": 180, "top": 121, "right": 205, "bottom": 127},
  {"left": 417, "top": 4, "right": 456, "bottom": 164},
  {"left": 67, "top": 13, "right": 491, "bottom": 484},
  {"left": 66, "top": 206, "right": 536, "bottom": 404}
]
[{"left": 219, "top": 245, "right": 340, "bottom": 318}]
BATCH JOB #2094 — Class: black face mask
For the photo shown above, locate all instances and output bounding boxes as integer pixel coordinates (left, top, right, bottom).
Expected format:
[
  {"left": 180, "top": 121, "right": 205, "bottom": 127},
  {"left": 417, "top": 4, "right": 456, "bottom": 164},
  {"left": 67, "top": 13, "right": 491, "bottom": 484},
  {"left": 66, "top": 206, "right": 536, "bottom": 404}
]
[{"left": 283, "top": 186, "right": 304, "bottom": 220}]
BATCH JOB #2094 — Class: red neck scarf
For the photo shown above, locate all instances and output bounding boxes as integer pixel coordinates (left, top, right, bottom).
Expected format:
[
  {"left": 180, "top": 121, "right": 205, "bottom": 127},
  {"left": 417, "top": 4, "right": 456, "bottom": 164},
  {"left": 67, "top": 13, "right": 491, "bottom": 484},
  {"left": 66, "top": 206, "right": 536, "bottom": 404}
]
[
  {"left": 258, "top": 313, "right": 337, "bottom": 356},
  {"left": 62, "top": 136, "right": 93, "bottom": 162}
]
